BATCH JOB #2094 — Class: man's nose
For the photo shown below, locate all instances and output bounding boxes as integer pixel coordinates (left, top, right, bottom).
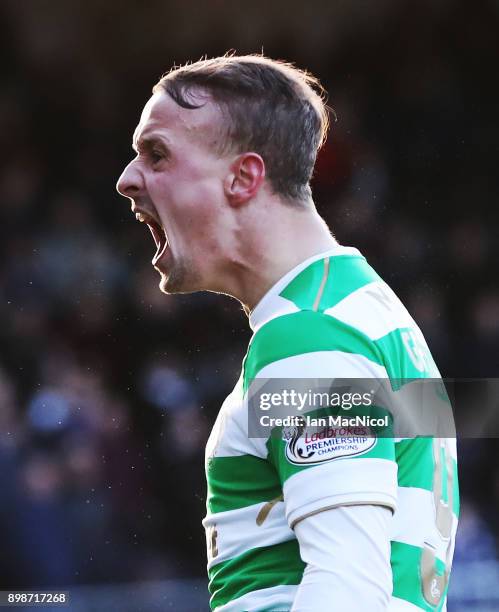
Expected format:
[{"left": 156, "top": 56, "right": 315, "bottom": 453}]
[{"left": 116, "top": 159, "right": 142, "bottom": 199}]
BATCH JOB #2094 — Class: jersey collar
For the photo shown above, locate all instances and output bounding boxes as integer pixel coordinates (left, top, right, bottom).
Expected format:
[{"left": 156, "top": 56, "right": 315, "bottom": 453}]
[{"left": 249, "top": 245, "right": 361, "bottom": 333}]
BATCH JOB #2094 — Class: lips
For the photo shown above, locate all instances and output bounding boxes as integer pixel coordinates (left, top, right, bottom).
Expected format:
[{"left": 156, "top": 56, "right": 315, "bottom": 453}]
[{"left": 134, "top": 209, "right": 169, "bottom": 265}]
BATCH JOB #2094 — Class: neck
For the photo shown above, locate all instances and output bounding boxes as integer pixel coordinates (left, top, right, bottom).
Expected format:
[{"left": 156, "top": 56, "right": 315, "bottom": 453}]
[{"left": 219, "top": 201, "right": 338, "bottom": 313}]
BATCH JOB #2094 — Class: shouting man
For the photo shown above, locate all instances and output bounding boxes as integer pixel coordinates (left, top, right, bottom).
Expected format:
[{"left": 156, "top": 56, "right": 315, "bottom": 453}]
[{"left": 117, "top": 54, "right": 458, "bottom": 612}]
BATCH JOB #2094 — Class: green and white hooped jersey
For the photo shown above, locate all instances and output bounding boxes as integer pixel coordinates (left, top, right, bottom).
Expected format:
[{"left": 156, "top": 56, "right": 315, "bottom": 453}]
[{"left": 204, "top": 246, "right": 459, "bottom": 612}]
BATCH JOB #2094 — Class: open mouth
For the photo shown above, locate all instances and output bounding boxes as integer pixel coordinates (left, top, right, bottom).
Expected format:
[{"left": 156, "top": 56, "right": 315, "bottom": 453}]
[{"left": 135, "top": 210, "right": 169, "bottom": 265}]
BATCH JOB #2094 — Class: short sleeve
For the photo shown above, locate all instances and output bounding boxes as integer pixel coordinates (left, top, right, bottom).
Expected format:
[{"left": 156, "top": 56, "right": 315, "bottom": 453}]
[{"left": 244, "top": 311, "right": 398, "bottom": 528}]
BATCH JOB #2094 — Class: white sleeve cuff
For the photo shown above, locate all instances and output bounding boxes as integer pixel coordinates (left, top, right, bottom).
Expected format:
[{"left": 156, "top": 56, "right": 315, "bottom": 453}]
[{"left": 283, "top": 458, "right": 397, "bottom": 528}]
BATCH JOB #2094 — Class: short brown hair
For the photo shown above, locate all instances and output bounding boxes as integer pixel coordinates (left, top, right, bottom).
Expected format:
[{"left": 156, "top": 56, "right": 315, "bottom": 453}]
[{"left": 154, "top": 53, "right": 330, "bottom": 203}]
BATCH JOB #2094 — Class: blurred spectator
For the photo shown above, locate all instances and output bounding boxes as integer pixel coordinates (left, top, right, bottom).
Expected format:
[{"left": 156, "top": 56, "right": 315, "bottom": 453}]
[{"left": 454, "top": 502, "right": 497, "bottom": 563}]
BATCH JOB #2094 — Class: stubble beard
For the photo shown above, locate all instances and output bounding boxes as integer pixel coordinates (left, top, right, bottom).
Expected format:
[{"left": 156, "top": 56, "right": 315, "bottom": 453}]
[{"left": 158, "top": 257, "right": 199, "bottom": 295}]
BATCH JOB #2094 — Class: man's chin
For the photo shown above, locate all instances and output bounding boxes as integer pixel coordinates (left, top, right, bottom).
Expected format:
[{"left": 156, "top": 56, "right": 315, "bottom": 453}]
[
  {"left": 159, "top": 272, "right": 182, "bottom": 295},
  {"left": 157, "top": 265, "right": 195, "bottom": 295}
]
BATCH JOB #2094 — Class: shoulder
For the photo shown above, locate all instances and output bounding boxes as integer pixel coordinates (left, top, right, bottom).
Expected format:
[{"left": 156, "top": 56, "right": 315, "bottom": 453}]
[{"left": 243, "top": 310, "right": 384, "bottom": 389}]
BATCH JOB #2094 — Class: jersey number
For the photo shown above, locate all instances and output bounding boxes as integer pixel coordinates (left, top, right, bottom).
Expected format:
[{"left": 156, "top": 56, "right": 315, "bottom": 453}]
[{"left": 421, "top": 438, "right": 455, "bottom": 606}]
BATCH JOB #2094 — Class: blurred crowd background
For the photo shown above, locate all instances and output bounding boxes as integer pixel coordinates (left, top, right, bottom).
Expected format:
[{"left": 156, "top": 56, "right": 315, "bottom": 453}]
[{"left": 0, "top": 0, "right": 498, "bottom": 609}]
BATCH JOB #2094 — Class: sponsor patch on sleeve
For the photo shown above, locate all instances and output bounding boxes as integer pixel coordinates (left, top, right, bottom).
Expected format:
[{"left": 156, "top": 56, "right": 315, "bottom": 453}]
[{"left": 282, "top": 424, "right": 377, "bottom": 465}]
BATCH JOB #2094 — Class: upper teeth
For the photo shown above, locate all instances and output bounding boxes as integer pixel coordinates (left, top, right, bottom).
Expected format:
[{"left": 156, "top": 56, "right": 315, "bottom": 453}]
[{"left": 136, "top": 212, "right": 146, "bottom": 223}]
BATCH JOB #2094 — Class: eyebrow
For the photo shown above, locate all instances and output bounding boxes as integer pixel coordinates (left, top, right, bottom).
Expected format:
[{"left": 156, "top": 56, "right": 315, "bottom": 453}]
[{"left": 132, "top": 133, "right": 171, "bottom": 154}]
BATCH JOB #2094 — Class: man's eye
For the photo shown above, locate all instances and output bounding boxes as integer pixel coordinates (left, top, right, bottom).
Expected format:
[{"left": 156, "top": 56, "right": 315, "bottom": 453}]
[{"left": 151, "top": 150, "right": 164, "bottom": 164}]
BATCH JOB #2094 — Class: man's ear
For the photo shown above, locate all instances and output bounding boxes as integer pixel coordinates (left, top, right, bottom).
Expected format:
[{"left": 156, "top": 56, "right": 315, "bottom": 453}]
[{"left": 224, "top": 153, "right": 265, "bottom": 206}]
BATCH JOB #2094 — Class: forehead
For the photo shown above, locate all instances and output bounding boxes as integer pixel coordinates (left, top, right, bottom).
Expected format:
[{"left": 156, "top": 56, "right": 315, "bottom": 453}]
[{"left": 133, "top": 90, "right": 223, "bottom": 149}]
